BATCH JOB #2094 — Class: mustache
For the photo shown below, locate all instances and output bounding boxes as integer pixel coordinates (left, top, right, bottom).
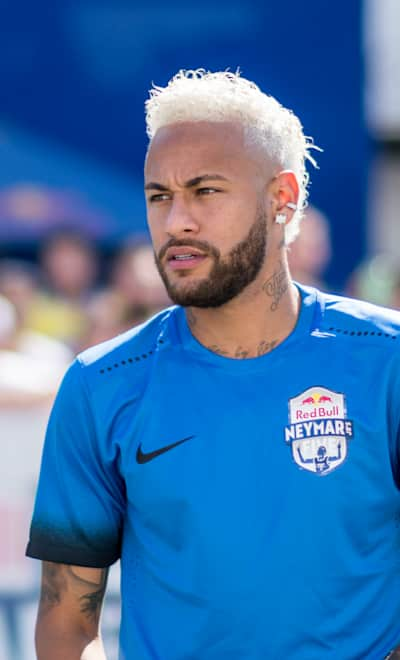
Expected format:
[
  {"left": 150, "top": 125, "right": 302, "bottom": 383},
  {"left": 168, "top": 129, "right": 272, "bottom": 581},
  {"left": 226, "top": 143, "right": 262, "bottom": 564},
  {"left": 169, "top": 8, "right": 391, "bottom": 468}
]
[{"left": 157, "top": 238, "right": 220, "bottom": 262}]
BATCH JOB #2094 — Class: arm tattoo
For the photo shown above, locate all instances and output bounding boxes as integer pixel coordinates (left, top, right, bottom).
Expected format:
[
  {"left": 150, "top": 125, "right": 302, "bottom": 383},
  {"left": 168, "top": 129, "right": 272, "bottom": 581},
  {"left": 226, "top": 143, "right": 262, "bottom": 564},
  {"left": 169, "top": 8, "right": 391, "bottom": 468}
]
[
  {"left": 262, "top": 262, "right": 288, "bottom": 311},
  {"left": 38, "top": 563, "right": 108, "bottom": 623},
  {"left": 67, "top": 566, "right": 108, "bottom": 623},
  {"left": 38, "top": 562, "right": 68, "bottom": 616}
]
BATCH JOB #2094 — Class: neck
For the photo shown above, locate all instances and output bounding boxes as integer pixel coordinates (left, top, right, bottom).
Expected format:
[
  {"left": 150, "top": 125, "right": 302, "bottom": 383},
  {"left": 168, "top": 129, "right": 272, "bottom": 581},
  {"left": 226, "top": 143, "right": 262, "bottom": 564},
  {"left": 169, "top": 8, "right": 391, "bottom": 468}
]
[{"left": 185, "top": 258, "right": 300, "bottom": 359}]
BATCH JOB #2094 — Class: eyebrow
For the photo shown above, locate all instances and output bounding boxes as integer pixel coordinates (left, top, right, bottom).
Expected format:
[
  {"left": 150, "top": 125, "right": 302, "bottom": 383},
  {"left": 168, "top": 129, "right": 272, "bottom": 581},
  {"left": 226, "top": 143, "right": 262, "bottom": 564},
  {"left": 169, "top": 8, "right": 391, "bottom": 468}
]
[{"left": 144, "top": 174, "right": 229, "bottom": 191}]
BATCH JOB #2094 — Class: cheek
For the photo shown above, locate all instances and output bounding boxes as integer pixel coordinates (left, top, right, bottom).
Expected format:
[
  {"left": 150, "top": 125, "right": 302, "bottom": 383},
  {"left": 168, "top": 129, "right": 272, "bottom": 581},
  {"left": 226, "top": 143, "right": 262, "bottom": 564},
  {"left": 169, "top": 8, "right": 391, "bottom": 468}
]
[
  {"left": 146, "top": 210, "right": 163, "bottom": 245},
  {"left": 211, "top": 199, "right": 256, "bottom": 243}
]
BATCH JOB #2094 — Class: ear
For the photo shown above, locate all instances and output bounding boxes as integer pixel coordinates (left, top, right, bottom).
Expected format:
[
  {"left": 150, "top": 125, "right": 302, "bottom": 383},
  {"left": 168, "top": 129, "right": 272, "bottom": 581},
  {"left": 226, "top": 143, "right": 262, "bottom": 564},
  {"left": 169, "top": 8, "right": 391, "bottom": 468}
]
[{"left": 268, "top": 170, "right": 299, "bottom": 214}]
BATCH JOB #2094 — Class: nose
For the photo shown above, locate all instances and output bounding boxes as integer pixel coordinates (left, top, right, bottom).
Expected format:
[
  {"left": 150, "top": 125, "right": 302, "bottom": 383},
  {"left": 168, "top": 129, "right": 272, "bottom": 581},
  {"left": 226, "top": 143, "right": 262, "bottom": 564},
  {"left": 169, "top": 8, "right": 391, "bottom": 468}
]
[{"left": 165, "top": 196, "right": 199, "bottom": 237}]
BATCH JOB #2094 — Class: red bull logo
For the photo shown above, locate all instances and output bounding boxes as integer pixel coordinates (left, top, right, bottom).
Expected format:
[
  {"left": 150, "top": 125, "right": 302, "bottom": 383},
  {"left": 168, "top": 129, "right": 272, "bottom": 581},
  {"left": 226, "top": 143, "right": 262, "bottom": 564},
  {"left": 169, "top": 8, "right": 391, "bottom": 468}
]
[
  {"left": 285, "top": 385, "right": 354, "bottom": 476},
  {"left": 301, "top": 394, "right": 332, "bottom": 405},
  {"left": 296, "top": 392, "right": 339, "bottom": 421},
  {"left": 294, "top": 388, "right": 341, "bottom": 421}
]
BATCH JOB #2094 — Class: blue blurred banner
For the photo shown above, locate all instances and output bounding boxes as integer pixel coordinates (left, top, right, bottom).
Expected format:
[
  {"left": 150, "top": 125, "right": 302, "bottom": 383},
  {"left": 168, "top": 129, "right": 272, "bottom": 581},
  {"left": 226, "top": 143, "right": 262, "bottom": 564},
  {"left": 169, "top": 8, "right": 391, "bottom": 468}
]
[
  {"left": 0, "top": 126, "right": 147, "bottom": 244},
  {"left": 0, "top": 0, "right": 366, "bottom": 286}
]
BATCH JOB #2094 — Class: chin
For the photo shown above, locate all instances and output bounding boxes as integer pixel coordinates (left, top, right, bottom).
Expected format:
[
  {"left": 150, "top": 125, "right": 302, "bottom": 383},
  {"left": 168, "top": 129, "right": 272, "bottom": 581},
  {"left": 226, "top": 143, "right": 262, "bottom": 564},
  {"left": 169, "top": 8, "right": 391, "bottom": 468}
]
[{"left": 167, "top": 283, "right": 203, "bottom": 302}]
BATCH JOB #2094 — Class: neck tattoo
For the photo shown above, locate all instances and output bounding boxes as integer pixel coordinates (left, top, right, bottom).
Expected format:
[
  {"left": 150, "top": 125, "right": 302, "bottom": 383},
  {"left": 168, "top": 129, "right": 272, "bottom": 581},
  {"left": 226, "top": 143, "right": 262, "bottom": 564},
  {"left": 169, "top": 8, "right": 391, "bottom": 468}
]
[
  {"left": 186, "top": 308, "right": 197, "bottom": 328},
  {"left": 262, "top": 261, "right": 288, "bottom": 311},
  {"left": 205, "top": 339, "right": 278, "bottom": 359}
]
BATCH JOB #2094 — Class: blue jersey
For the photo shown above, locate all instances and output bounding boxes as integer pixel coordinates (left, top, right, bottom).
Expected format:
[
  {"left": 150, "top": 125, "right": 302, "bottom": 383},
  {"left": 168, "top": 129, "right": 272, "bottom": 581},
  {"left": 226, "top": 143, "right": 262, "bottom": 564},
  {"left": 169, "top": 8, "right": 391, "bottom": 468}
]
[{"left": 27, "top": 285, "right": 400, "bottom": 659}]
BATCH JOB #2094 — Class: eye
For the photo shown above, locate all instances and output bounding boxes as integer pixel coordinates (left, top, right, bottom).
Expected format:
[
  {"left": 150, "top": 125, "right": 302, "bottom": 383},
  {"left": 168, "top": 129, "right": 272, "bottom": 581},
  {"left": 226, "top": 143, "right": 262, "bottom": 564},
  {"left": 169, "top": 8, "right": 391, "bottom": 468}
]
[
  {"left": 148, "top": 193, "right": 171, "bottom": 203},
  {"left": 196, "top": 187, "right": 220, "bottom": 196}
]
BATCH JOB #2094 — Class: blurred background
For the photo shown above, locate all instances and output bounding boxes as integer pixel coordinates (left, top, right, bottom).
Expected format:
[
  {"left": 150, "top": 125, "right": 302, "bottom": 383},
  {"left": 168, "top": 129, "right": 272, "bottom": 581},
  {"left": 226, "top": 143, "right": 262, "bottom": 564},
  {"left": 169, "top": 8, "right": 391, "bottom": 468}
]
[{"left": 0, "top": 0, "right": 399, "bottom": 657}]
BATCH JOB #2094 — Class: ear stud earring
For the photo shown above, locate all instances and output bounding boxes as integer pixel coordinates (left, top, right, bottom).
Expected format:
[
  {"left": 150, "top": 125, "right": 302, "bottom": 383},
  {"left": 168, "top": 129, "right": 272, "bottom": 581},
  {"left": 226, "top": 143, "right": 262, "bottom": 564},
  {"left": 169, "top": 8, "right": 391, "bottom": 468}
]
[{"left": 275, "top": 202, "right": 297, "bottom": 224}]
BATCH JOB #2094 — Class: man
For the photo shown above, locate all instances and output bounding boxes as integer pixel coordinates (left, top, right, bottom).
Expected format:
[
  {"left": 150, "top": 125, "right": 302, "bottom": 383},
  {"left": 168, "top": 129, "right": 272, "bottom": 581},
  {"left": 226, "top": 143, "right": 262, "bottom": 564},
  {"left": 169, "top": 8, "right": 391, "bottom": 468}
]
[{"left": 27, "top": 70, "right": 400, "bottom": 659}]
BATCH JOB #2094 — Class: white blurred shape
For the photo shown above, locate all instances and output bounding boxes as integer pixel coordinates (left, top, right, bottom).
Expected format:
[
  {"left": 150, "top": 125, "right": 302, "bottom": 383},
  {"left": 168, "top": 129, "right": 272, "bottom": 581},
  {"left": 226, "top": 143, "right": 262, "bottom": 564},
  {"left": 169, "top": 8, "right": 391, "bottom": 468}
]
[{"left": 364, "top": 0, "right": 400, "bottom": 138}]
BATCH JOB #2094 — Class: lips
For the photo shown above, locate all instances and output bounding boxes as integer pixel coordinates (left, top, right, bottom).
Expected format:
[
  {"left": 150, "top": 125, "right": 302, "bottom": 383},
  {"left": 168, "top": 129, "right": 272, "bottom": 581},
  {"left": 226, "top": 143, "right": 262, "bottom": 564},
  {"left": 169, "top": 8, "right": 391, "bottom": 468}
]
[
  {"left": 165, "top": 246, "right": 207, "bottom": 271},
  {"left": 166, "top": 246, "right": 206, "bottom": 261}
]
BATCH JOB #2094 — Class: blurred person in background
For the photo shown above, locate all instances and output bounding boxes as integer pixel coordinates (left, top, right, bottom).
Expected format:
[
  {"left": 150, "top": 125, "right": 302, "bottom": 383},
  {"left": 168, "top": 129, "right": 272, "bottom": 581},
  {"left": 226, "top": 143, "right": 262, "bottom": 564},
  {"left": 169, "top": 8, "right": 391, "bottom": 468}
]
[
  {"left": 391, "top": 272, "right": 400, "bottom": 310},
  {"left": 0, "top": 289, "right": 71, "bottom": 406},
  {"left": 0, "top": 264, "right": 73, "bottom": 386},
  {"left": 0, "top": 259, "right": 41, "bottom": 329},
  {"left": 0, "top": 261, "right": 73, "bottom": 659},
  {"left": 27, "top": 230, "right": 99, "bottom": 350},
  {"left": 0, "top": 293, "right": 59, "bottom": 408},
  {"left": 27, "top": 69, "right": 400, "bottom": 660},
  {"left": 346, "top": 253, "right": 400, "bottom": 309},
  {"left": 287, "top": 204, "right": 332, "bottom": 290},
  {"left": 0, "top": 293, "right": 71, "bottom": 621},
  {"left": 109, "top": 240, "right": 170, "bottom": 316},
  {"left": 80, "top": 241, "right": 170, "bottom": 350},
  {"left": 78, "top": 291, "right": 129, "bottom": 351}
]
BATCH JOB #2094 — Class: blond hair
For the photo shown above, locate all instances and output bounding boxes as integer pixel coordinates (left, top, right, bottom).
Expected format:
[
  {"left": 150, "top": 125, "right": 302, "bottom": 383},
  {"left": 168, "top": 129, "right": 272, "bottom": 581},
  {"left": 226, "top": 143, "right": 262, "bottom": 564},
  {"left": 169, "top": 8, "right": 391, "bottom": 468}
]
[{"left": 145, "top": 69, "right": 320, "bottom": 244}]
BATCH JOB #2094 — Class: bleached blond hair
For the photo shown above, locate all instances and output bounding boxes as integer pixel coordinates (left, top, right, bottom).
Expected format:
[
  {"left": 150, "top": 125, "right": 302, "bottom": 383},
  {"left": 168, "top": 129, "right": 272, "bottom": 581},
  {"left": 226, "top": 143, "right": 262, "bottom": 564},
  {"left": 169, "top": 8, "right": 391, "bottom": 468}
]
[{"left": 145, "top": 69, "right": 321, "bottom": 244}]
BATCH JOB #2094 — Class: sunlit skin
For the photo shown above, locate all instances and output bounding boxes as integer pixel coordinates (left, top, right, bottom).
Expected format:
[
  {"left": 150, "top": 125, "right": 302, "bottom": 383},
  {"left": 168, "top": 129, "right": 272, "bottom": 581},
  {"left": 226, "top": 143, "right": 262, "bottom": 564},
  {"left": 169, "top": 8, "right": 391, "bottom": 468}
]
[{"left": 145, "top": 121, "right": 300, "bottom": 358}]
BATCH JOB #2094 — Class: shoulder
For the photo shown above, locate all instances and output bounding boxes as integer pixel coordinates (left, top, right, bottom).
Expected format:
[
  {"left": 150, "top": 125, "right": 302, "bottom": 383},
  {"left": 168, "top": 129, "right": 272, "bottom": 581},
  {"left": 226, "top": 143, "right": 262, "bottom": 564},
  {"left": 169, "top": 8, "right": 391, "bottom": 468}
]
[
  {"left": 45, "top": 307, "right": 183, "bottom": 452},
  {"left": 73, "top": 306, "right": 179, "bottom": 389},
  {"left": 78, "top": 306, "right": 178, "bottom": 367},
  {"left": 316, "top": 288, "right": 400, "bottom": 339},
  {"left": 300, "top": 286, "right": 400, "bottom": 362}
]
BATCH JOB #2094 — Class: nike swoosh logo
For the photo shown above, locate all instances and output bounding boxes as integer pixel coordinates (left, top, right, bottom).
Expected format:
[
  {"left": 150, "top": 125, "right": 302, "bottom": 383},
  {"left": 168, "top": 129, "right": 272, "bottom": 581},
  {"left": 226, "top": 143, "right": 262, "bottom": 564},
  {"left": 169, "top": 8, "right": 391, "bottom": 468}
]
[{"left": 136, "top": 435, "right": 195, "bottom": 464}]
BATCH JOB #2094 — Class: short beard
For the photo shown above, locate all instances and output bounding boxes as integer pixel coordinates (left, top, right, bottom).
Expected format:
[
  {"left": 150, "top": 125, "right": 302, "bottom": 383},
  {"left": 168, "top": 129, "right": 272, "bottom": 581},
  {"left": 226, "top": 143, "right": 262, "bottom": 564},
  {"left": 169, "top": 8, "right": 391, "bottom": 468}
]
[{"left": 154, "top": 205, "right": 267, "bottom": 308}]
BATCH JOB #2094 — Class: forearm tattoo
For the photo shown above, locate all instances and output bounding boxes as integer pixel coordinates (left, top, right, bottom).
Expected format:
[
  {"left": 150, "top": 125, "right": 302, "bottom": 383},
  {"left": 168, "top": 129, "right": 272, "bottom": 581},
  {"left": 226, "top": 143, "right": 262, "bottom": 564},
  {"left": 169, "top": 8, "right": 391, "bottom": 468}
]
[
  {"left": 262, "top": 262, "right": 288, "bottom": 311},
  {"left": 39, "top": 562, "right": 108, "bottom": 622}
]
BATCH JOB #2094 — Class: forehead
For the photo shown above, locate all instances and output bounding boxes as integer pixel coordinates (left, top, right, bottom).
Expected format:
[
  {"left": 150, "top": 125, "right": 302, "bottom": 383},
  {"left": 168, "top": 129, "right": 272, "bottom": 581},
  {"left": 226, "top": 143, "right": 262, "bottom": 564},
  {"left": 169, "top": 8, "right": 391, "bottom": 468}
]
[{"left": 144, "top": 121, "right": 266, "bottom": 182}]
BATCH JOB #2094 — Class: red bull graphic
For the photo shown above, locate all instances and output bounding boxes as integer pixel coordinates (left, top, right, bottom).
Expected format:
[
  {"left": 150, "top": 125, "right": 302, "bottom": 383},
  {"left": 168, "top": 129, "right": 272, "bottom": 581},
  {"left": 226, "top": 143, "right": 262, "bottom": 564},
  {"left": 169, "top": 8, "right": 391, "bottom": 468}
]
[
  {"left": 285, "top": 386, "right": 354, "bottom": 475},
  {"left": 301, "top": 394, "right": 332, "bottom": 405}
]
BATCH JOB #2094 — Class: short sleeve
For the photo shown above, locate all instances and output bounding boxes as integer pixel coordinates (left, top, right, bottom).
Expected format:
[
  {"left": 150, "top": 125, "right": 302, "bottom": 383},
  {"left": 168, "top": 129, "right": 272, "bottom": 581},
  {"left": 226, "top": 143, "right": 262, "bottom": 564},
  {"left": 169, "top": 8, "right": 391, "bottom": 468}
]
[
  {"left": 387, "top": 351, "right": 400, "bottom": 490},
  {"left": 26, "top": 359, "right": 125, "bottom": 567}
]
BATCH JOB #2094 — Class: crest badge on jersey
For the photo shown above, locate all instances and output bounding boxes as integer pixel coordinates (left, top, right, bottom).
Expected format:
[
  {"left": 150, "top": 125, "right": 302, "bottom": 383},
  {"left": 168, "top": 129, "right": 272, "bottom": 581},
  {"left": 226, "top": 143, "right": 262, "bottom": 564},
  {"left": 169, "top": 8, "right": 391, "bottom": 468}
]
[{"left": 284, "top": 387, "right": 354, "bottom": 475}]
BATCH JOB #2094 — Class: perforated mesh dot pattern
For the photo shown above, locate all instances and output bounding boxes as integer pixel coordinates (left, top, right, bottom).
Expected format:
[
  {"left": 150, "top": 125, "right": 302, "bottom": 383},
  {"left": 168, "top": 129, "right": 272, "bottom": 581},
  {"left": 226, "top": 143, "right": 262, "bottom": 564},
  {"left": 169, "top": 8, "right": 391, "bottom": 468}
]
[
  {"left": 328, "top": 327, "right": 396, "bottom": 340},
  {"left": 98, "top": 342, "right": 163, "bottom": 374}
]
